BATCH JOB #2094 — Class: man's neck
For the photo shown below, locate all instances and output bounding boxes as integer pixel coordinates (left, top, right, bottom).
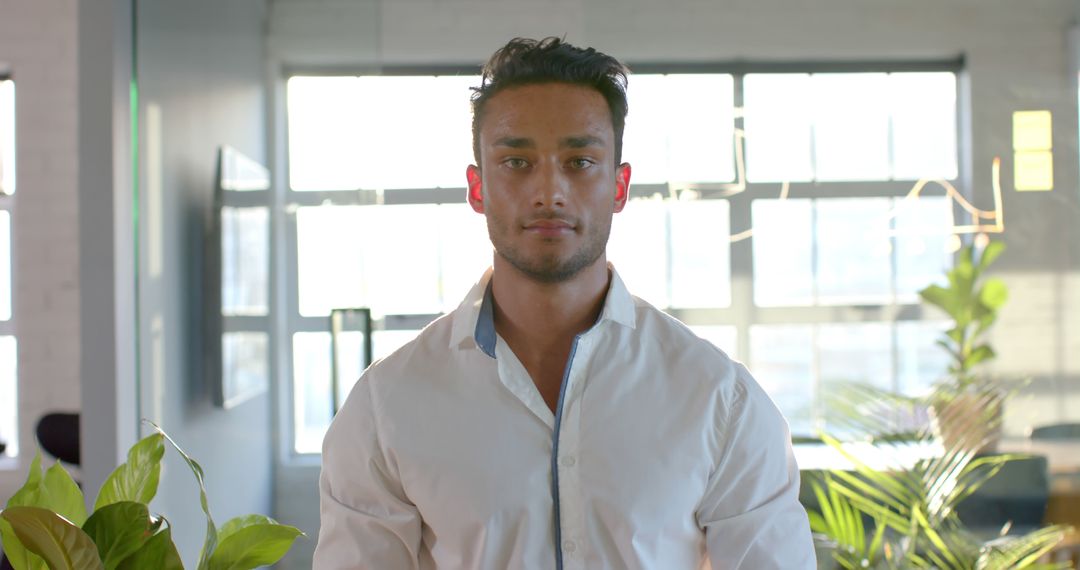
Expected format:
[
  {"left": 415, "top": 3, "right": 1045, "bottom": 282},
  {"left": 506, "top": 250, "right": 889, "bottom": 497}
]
[{"left": 490, "top": 256, "right": 610, "bottom": 363}]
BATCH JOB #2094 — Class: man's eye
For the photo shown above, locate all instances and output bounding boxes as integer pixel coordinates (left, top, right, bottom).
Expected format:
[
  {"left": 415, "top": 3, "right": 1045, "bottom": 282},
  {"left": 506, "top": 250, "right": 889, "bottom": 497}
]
[
  {"left": 503, "top": 158, "right": 529, "bottom": 169},
  {"left": 568, "top": 158, "right": 595, "bottom": 170}
]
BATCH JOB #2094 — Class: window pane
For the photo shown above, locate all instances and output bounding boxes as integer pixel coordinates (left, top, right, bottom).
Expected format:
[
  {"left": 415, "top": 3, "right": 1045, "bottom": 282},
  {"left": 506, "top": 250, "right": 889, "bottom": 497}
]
[
  {"left": 743, "top": 74, "right": 813, "bottom": 183},
  {"left": 750, "top": 325, "right": 815, "bottom": 437},
  {"left": 0, "top": 79, "right": 13, "bottom": 195},
  {"left": 288, "top": 76, "right": 479, "bottom": 191},
  {"left": 0, "top": 211, "right": 9, "bottom": 320},
  {"left": 893, "top": 195, "right": 953, "bottom": 302},
  {"left": 332, "top": 331, "right": 367, "bottom": 408},
  {"left": 608, "top": 198, "right": 668, "bottom": 307},
  {"left": 623, "top": 74, "right": 735, "bottom": 184},
  {"left": 438, "top": 204, "right": 492, "bottom": 312},
  {"left": 818, "top": 323, "right": 893, "bottom": 434},
  {"left": 221, "top": 332, "right": 269, "bottom": 408},
  {"left": 890, "top": 73, "right": 958, "bottom": 180},
  {"left": 221, "top": 207, "right": 269, "bottom": 316},
  {"left": 896, "top": 321, "right": 951, "bottom": 397},
  {"left": 293, "top": 332, "right": 332, "bottom": 454},
  {"left": 811, "top": 73, "right": 891, "bottom": 181},
  {"left": 664, "top": 74, "right": 735, "bottom": 183},
  {"left": 815, "top": 198, "right": 893, "bottom": 305},
  {"left": 691, "top": 325, "right": 737, "bottom": 356},
  {"left": 297, "top": 205, "right": 442, "bottom": 317},
  {"left": 669, "top": 199, "right": 731, "bottom": 308},
  {"left": 0, "top": 336, "right": 16, "bottom": 458},
  {"left": 287, "top": 77, "right": 367, "bottom": 191},
  {"left": 623, "top": 75, "right": 672, "bottom": 185},
  {"left": 360, "top": 205, "right": 442, "bottom": 315},
  {"left": 752, "top": 199, "right": 813, "bottom": 306},
  {"left": 297, "top": 206, "right": 365, "bottom": 316}
]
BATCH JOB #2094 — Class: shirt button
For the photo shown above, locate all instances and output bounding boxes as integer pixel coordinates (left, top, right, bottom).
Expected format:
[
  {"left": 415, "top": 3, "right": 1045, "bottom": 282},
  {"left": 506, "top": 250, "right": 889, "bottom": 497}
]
[
  {"left": 563, "top": 540, "right": 577, "bottom": 553},
  {"left": 560, "top": 455, "right": 576, "bottom": 467}
]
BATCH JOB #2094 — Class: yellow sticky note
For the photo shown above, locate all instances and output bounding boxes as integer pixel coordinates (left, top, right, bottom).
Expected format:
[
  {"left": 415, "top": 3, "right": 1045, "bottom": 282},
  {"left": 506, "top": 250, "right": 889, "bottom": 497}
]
[
  {"left": 1014, "top": 150, "right": 1053, "bottom": 191},
  {"left": 1012, "top": 110, "right": 1053, "bottom": 151}
]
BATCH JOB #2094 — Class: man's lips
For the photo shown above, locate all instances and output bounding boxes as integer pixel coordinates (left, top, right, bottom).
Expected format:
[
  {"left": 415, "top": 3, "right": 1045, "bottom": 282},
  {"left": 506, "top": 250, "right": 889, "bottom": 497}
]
[{"left": 523, "top": 219, "right": 575, "bottom": 236}]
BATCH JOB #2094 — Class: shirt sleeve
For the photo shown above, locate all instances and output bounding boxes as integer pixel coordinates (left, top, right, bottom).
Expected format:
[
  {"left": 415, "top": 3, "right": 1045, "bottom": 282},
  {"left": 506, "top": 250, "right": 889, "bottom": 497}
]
[
  {"left": 697, "top": 365, "right": 816, "bottom": 569},
  {"left": 313, "top": 374, "right": 422, "bottom": 570}
]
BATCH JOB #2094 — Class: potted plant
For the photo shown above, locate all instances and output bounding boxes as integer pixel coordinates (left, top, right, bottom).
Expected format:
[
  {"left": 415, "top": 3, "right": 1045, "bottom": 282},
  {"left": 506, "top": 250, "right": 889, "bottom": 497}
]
[
  {"left": 806, "top": 240, "right": 1072, "bottom": 568},
  {"left": 0, "top": 423, "right": 303, "bottom": 570},
  {"left": 919, "top": 241, "right": 1010, "bottom": 452}
]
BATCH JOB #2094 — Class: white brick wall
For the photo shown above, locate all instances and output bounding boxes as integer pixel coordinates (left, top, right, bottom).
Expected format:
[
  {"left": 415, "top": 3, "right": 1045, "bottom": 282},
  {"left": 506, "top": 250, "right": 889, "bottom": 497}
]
[{"left": 0, "top": 0, "right": 81, "bottom": 501}]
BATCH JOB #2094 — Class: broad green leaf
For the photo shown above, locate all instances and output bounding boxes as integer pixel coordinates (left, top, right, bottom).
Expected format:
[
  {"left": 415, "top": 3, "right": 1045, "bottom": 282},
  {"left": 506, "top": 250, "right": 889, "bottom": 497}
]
[
  {"left": 148, "top": 421, "right": 217, "bottom": 570},
  {"left": 207, "top": 523, "right": 303, "bottom": 570},
  {"left": 81, "top": 501, "right": 155, "bottom": 570},
  {"left": 979, "top": 277, "right": 1009, "bottom": 310},
  {"left": 95, "top": 433, "right": 165, "bottom": 511},
  {"left": 958, "top": 245, "right": 974, "bottom": 271},
  {"left": 963, "top": 344, "right": 996, "bottom": 369},
  {"left": 919, "top": 284, "right": 957, "bottom": 317},
  {"left": 2, "top": 454, "right": 84, "bottom": 570},
  {"left": 6, "top": 454, "right": 44, "bottom": 508},
  {"left": 42, "top": 462, "right": 87, "bottom": 527},
  {"left": 217, "top": 514, "right": 276, "bottom": 543},
  {"left": 115, "top": 524, "right": 183, "bottom": 570},
  {"left": 0, "top": 506, "right": 104, "bottom": 570},
  {"left": 978, "top": 241, "right": 1005, "bottom": 270},
  {"left": 0, "top": 518, "right": 47, "bottom": 570},
  {"left": 2, "top": 454, "right": 47, "bottom": 570}
]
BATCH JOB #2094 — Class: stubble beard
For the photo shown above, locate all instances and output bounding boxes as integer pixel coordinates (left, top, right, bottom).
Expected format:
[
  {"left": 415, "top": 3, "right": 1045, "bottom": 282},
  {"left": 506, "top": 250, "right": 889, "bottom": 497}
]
[{"left": 487, "top": 214, "right": 611, "bottom": 284}]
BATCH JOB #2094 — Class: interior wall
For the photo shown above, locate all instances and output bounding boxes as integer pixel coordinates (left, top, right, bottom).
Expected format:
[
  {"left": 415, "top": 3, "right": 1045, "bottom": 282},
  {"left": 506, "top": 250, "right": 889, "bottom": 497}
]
[
  {"left": 0, "top": 0, "right": 81, "bottom": 500},
  {"left": 136, "top": 0, "right": 273, "bottom": 565},
  {"left": 265, "top": 1, "right": 1079, "bottom": 566}
]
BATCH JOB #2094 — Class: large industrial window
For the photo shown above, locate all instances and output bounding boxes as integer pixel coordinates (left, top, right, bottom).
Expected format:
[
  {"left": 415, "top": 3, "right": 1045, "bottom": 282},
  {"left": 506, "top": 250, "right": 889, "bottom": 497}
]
[
  {"left": 283, "top": 65, "right": 961, "bottom": 454},
  {"left": 0, "top": 76, "right": 18, "bottom": 461}
]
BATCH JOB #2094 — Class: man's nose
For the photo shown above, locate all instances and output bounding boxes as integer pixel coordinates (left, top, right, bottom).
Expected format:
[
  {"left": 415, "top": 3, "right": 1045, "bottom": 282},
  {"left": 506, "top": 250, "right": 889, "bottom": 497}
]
[{"left": 533, "top": 162, "right": 568, "bottom": 208}]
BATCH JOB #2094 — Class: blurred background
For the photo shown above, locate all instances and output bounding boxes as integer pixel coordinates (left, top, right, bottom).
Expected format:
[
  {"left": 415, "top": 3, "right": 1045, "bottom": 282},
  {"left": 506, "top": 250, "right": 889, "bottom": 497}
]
[{"left": 0, "top": 0, "right": 1077, "bottom": 567}]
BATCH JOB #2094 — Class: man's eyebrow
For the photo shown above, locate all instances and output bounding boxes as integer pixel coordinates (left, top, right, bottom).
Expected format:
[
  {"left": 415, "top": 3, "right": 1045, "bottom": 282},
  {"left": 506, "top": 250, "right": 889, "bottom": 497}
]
[
  {"left": 559, "top": 135, "right": 604, "bottom": 149},
  {"left": 493, "top": 136, "right": 535, "bottom": 148}
]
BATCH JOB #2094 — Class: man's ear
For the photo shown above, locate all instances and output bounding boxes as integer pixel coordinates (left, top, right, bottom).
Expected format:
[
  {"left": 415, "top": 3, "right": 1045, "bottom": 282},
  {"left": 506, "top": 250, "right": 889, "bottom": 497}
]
[
  {"left": 613, "top": 162, "right": 631, "bottom": 213},
  {"left": 466, "top": 164, "right": 484, "bottom": 214}
]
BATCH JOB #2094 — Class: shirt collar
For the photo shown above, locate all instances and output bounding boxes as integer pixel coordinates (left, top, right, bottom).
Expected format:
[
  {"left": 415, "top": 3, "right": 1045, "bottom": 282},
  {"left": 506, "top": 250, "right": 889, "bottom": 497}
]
[{"left": 449, "top": 263, "right": 637, "bottom": 358}]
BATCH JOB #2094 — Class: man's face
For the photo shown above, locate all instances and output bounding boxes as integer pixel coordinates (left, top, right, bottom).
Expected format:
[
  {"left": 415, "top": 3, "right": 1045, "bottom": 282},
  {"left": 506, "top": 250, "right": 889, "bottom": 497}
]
[{"left": 466, "top": 82, "right": 631, "bottom": 283}]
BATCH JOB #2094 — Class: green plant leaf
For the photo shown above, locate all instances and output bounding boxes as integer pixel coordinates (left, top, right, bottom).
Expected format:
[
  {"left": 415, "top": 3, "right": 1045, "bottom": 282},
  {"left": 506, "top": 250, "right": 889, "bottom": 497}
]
[
  {"left": 95, "top": 433, "right": 166, "bottom": 511},
  {"left": 0, "top": 506, "right": 104, "bottom": 570},
  {"left": 1, "top": 454, "right": 47, "bottom": 570},
  {"left": 207, "top": 523, "right": 303, "bottom": 570},
  {"left": 216, "top": 514, "right": 275, "bottom": 543},
  {"left": 147, "top": 421, "right": 217, "bottom": 570},
  {"left": 115, "top": 524, "right": 183, "bottom": 570},
  {"left": 81, "top": 501, "right": 157, "bottom": 570},
  {"left": 978, "top": 241, "right": 1005, "bottom": 271},
  {"left": 979, "top": 277, "right": 1009, "bottom": 310},
  {"left": 6, "top": 454, "right": 44, "bottom": 508},
  {"left": 0, "top": 518, "right": 47, "bottom": 570},
  {"left": 963, "top": 344, "right": 996, "bottom": 369},
  {"left": 42, "top": 462, "right": 87, "bottom": 527},
  {"left": 919, "top": 284, "right": 958, "bottom": 317},
  {"left": 958, "top": 244, "right": 975, "bottom": 270}
]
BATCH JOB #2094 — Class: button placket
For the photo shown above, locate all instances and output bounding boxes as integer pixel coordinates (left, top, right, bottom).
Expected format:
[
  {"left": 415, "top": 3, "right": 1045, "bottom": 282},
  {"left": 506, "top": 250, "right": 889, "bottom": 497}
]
[{"left": 558, "top": 344, "right": 589, "bottom": 567}]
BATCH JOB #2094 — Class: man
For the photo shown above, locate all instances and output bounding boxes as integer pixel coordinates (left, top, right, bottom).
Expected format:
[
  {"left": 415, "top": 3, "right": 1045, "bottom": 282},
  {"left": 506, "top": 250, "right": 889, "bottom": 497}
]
[{"left": 315, "top": 37, "right": 815, "bottom": 569}]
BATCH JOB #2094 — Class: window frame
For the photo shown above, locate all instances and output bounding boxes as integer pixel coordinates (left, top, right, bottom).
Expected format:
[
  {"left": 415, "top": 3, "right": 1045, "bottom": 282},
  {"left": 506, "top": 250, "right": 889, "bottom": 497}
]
[
  {"left": 0, "top": 72, "right": 18, "bottom": 464},
  {"left": 275, "top": 58, "right": 967, "bottom": 461}
]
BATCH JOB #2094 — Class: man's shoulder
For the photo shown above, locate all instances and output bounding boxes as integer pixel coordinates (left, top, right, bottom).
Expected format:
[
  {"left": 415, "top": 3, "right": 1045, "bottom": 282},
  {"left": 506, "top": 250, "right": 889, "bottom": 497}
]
[
  {"left": 629, "top": 296, "right": 734, "bottom": 362},
  {"left": 365, "top": 311, "right": 459, "bottom": 380}
]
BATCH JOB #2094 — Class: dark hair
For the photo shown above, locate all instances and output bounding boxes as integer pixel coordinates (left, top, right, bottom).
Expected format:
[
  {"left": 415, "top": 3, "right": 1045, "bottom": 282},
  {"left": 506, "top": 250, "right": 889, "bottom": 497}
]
[{"left": 471, "top": 37, "right": 630, "bottom": 165}]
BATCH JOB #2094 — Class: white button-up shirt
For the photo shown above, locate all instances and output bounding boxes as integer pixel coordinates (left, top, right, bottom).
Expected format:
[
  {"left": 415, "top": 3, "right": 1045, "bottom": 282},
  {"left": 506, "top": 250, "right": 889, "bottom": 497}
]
[{"left": 315, "top": 268, "right": 815, "bottom": 569}]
